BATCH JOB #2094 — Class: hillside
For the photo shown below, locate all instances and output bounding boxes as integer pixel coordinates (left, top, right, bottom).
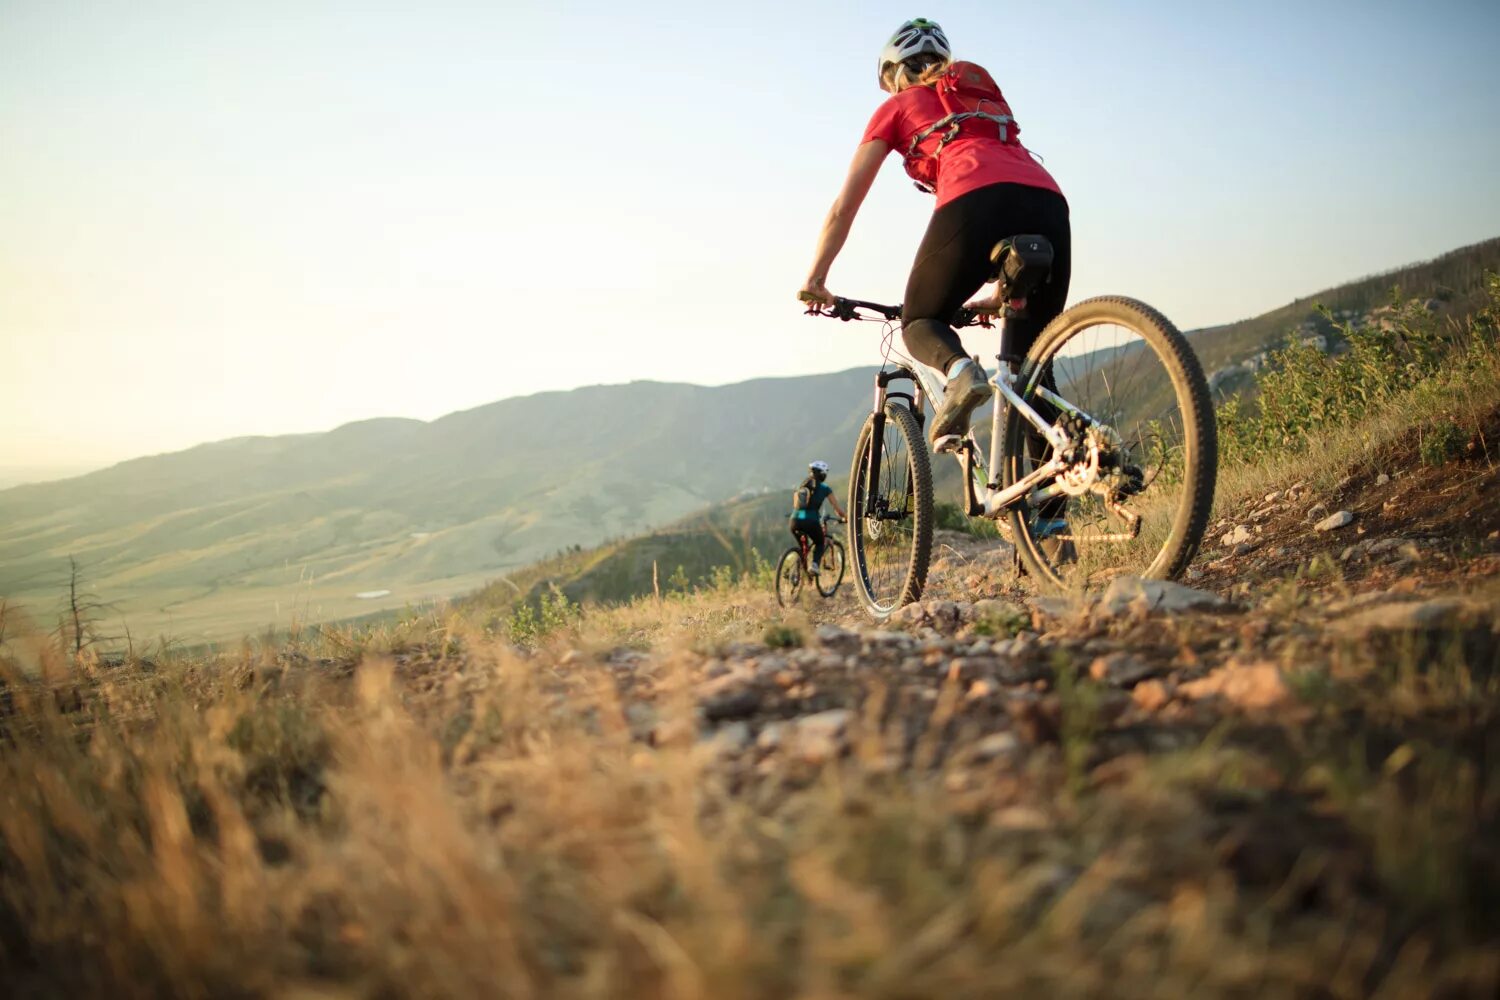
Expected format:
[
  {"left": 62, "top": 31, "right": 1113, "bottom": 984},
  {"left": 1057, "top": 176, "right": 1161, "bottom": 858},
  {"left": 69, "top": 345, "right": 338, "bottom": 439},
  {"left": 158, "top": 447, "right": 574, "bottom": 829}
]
[
  {"left": 1, "top": 237, "right": 1496, "bottom": 645},
  {"left": 0, "top": 371, "right": 877, "bottom": 643},
  {"left": 1189, "top": 235, "right": 1500, "bottom": 380},
  {"left": 470, "top": 492, "right": 792, "bottom": 614}
]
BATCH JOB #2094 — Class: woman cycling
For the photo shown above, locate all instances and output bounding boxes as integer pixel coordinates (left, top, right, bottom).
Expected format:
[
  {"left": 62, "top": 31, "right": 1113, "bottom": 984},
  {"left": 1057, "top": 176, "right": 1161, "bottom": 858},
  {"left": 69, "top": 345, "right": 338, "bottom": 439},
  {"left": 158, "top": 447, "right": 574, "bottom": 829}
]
[
  {"left": 798, "top": 17, "right": 1071, "bottom": 448},
  {"left": 789, "top": 460, "right": 847, "bottom": 575}
]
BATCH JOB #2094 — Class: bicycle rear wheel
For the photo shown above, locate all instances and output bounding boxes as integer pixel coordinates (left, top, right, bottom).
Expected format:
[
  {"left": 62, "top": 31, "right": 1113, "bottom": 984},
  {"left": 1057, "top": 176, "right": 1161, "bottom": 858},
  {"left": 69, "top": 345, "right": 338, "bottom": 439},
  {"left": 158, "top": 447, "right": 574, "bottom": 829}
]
[
  {"left": 1002, "top": 296, "right": 1216, "bottom": 590},
  {"left": 817, "top": 539, "right": 846, "bottom": 598},
  {"left": 775, "top": 548, "right": 803, "bottom": 607},
  {"left": 849, "top": 402, "right": 932, "bottom": 618}
]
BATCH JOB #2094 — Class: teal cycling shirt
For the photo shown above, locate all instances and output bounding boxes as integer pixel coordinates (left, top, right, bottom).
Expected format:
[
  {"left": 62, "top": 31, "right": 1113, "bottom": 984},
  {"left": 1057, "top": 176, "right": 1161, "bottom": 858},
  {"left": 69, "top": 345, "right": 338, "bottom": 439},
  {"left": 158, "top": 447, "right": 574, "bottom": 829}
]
[{"left": 793, "top": 483, "right": 834, "bottom": 521}]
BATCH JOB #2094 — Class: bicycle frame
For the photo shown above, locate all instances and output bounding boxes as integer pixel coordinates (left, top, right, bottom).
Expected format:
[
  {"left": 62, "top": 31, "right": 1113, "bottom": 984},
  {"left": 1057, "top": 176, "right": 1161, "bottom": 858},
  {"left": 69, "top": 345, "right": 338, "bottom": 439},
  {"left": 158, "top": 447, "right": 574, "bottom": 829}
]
[
  {"left": 792, "top": 515, "right": 844, "bottom": 570},
  {"left": 865, "top": 312, "right": 1110, "bottom": 524}
]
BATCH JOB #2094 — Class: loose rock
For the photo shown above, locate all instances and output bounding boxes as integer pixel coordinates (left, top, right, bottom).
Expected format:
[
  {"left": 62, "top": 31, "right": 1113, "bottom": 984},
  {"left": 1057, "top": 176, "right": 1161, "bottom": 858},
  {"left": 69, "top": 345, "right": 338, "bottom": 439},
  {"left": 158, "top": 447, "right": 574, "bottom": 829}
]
[
  {"left": 971, "top": 731, "right": 1022, "bottom": 763},
  {"left": 1097, "top": 577, "right": 1230, "bottom": 617},
  {"left": 1178, "top": 660, "right": 1291, "bottom": 710},
  {"left": 793, "top": 709, "right": 853, "bottom": 764},
  {"left": 1221, "top": 524, "right": 1253, "bottom": 547},
  {"left": 1088, "top": 652, "right": 1163, "bottom": 687},
  {"left": 1332, "top": 598, "right": 1489, "bottom": 636},
  {"left": 1131, "top": 680, "right": 1171, "bottom": 712},
  {"left": 1314, "top": 510, "right": 1355, "bottom": 532}
]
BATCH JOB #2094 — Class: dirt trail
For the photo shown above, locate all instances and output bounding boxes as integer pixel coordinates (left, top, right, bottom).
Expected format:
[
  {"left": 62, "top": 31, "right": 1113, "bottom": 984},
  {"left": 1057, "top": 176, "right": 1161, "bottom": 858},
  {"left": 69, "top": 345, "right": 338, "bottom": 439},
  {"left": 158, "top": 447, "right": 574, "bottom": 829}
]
[
  {"left": 549, "top": 410, "right": 1500, "bottom": 773},
  {"left": 357, "top": 411, "right": 1500, "bottom": 909}
]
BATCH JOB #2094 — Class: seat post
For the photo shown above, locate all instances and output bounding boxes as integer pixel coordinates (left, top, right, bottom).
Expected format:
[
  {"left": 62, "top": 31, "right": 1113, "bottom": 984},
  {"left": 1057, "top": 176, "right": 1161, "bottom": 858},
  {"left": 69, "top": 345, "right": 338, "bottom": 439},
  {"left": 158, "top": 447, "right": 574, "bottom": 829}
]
[{"left": 997, "top": 314, "right": 1023, "bottom": 374}]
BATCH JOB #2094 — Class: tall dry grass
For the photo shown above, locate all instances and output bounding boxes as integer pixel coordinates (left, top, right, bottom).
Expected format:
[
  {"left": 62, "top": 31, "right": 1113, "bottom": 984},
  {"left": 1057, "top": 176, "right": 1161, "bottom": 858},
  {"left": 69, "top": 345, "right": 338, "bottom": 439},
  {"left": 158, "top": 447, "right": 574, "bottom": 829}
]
[{"left": 3, "top": 580, "right": 1498, "bottom": 997}]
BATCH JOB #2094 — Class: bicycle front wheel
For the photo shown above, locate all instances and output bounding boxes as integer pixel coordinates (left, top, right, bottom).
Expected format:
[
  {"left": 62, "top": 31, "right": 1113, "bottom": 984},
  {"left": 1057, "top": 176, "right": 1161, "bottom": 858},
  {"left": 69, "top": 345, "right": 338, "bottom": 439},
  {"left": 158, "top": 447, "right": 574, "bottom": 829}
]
[
  {"left": 775, "top": 548, "right": 803, "bottom": 608},
  {"left": 1002, "top": 296, "right": 1217, "bottom": 590},
  {"left": 849, "top": 402, "right": 932, "bottom": 618},
  {"left": 817, "top": 539, "right": 846, "bottom": 598}
]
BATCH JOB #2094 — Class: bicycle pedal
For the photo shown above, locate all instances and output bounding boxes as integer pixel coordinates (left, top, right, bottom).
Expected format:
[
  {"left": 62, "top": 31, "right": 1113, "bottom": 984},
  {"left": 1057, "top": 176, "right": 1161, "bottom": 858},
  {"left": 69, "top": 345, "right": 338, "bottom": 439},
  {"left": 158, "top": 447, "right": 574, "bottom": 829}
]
[{"left": 932, "top": 434, "right": 963, "bottom": 454}]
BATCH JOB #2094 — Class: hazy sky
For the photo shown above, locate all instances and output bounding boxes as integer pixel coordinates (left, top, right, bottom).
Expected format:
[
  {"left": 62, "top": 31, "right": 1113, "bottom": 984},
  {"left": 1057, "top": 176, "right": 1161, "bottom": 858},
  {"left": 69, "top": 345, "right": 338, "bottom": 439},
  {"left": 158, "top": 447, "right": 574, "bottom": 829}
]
[{"left": 3, "top": 0, "right": 1498, "bottom": 468}]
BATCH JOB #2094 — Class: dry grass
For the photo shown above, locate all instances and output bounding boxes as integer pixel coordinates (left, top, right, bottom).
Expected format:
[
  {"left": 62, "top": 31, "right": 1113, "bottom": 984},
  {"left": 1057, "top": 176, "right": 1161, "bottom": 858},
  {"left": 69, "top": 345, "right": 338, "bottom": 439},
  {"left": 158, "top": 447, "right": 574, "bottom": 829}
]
[{"left": 3, "top": 574, "right": 1499, "bottom": 998}]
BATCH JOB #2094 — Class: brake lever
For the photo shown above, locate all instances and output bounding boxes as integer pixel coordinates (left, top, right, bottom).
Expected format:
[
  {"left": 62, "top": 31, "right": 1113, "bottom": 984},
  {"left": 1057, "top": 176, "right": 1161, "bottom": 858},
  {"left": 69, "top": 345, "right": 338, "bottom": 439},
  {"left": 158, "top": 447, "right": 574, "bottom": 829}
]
[{"left": 952, "top": 306, "right": 997, "bottom": 329}]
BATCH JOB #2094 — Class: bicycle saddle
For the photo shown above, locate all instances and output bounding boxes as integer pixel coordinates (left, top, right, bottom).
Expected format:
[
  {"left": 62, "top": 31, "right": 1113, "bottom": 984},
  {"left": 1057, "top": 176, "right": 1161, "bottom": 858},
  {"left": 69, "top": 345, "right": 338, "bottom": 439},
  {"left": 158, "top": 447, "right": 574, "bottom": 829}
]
[{"left": 989, "top": 235, "right": 1054, "bottom": 305}]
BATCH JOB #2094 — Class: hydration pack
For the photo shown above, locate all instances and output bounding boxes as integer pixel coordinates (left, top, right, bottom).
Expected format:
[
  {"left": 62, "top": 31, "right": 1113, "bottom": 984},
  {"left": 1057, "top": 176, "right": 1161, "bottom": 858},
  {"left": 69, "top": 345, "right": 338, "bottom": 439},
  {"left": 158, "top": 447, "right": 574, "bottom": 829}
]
[
  {"left": 901, "top": 61, "right": 1018, "bottom": 195},
  {"left": 793, "top": 477, "right": 817, "bottom": 512}
]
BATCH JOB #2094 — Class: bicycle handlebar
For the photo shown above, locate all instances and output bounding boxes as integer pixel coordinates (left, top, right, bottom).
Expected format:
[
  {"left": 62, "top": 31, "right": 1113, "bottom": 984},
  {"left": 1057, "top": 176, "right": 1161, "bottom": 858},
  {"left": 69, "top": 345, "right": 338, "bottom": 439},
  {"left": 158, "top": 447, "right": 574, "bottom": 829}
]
[
  {"left": 800, "top": 296, "right": 900, "bottom": 322},
  {"left": 801, "top": 295, "right": 996, "bottom": 329}
]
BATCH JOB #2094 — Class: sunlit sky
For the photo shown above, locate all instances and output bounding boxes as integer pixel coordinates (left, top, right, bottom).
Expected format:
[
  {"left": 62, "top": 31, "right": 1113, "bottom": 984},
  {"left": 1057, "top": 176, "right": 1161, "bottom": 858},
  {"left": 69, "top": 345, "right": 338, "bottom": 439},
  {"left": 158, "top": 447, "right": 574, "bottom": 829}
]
[{"left": 3, "top": 0, "right": 1498, "bottom": 470}]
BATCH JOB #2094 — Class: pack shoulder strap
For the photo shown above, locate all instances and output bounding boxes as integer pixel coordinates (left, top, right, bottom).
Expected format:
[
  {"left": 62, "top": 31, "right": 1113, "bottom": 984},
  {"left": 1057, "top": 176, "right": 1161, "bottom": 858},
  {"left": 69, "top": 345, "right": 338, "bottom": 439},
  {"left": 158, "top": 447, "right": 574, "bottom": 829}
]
[{"left": 904, "top": 62, "right": 1014, "bottom": 166}]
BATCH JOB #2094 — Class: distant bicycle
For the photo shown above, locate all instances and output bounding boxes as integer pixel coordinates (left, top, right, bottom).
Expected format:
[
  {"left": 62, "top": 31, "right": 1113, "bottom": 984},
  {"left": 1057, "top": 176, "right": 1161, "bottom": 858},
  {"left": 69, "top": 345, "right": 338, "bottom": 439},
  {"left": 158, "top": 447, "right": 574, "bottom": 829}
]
[
  {"left": 775, "top": 514, "right": 846, "bottom": 607},
  {"left": 805, "top": 235, "right": 1217, "bottom": 618}
]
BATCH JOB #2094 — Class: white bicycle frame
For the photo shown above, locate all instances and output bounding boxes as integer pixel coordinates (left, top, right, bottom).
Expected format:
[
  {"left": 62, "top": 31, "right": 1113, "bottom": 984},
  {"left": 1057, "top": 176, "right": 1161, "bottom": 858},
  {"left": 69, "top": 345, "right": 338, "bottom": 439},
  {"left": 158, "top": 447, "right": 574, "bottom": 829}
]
[
  {"left": 885, "top": 313, "right": 1138, "bottom": 538},
  {"left": 907, "top": 356, "right": 1067, "bottom": 516}
]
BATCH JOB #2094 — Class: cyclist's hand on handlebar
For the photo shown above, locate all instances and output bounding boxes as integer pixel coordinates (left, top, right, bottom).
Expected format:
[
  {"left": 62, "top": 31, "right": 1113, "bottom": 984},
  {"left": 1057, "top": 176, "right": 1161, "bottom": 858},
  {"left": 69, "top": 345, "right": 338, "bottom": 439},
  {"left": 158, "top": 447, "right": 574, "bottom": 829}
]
[
  {"left": 962, "top": 291, "right": 1003, "bottom": 314},
  {"left": 798, "top": 277, "right": 835, "bottom": 309}
]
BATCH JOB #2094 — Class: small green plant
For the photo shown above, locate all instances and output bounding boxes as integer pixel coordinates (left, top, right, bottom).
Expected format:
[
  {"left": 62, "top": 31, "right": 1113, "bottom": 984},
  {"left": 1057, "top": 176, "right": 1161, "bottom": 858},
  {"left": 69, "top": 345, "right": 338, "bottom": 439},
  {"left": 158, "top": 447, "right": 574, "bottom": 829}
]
[
  {"left": 763, "top": 622, "right": 804, "bottom": 649},
  {"left": 934, "top": 500, "right": 1000, "bottom": 538},
  {"left": 747, "top": 547, "right": 776, "bottom": 590},
  {"left": 706, "top": 563, "right": 736, "bottom": 593},
  {"left": 1419, "top": 419, "right": 1467, "bottom": 466},
  {"left": 506, "top": 585, "right": 580, "bottom": 646},
  {"left": 1053, "top": 652, "right": 1101, "bottom": 796},
  {"left": 972, "top": 604, "right": 1029, "bottom": 638}
]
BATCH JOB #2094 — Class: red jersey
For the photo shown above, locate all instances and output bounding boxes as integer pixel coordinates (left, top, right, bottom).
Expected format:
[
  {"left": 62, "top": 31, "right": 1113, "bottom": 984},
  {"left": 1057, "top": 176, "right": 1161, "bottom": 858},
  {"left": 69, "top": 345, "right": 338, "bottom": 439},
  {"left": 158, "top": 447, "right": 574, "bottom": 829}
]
[{"left": 862, "top": 82, "right": 1061, "bottom": 208}]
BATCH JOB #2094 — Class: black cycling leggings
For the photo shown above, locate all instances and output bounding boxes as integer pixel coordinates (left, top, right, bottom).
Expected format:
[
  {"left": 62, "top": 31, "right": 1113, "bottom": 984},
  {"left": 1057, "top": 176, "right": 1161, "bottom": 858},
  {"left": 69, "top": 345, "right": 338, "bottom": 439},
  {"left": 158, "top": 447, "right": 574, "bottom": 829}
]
[
  {"left": 789, "top": 518, "right": 826, "bottom": 565},
  {"left": 902, "top": 182, "right": 1072, "bottom": 374}
]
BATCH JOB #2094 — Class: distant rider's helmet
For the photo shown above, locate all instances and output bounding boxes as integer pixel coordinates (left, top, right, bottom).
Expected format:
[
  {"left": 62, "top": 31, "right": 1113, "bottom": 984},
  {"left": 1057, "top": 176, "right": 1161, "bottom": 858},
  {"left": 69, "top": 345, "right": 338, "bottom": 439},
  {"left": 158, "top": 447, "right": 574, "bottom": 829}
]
[
  {"left": 878, "top": 18, "right": 951, "bottom": 89},
  {"left": 809, "top": 460, "right": 830, "bottom": 482}
]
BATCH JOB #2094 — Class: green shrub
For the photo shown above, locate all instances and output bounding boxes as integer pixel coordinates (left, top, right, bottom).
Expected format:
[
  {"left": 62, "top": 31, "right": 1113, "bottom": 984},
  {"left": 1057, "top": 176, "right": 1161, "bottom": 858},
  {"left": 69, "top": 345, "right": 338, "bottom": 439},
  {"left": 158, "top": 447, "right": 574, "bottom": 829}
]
[
  {"left": 934, "top": 500, "right": 1000, "bottom": 538},
  {"left": 763, "top": 623, "right": 804, "bottom": 649},
  {"left": 972, "top": 604, "right": 1029, "bottom": 638},
  {"left": 506, "top": 585, "right": 580, "bottom": 646},
  {"left": 1419, "top": 420, "right": 1467, "bottom": 466},
  {"left": 1218, "top": 275, "right": 1499, "bottom": 463}
]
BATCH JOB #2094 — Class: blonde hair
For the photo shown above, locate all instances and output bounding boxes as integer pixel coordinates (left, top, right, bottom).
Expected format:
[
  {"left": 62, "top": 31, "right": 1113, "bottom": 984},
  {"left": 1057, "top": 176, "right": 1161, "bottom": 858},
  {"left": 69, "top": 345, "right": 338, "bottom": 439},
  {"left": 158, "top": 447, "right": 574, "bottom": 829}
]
[{"left": 882, "top": 55, "right": 951, "bottom": 94}]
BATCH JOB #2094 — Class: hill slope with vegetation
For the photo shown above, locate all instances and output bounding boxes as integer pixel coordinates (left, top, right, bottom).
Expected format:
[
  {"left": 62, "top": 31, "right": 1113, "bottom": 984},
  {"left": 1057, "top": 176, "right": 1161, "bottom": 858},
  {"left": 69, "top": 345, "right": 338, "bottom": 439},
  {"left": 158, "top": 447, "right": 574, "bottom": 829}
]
[{"left": 0, "top": 370, "right": 876, "bottom": 643}]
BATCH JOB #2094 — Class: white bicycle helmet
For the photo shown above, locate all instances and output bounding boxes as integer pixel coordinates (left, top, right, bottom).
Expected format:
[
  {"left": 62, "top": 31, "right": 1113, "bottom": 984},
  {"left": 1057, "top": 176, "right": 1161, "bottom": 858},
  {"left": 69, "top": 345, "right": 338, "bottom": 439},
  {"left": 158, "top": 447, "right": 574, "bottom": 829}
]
[
  {"left": 878, "top": 18, "right": 951, "bottom": 87},
  {"left": 809, "top": 460, "right": 831, "bottom": 474}
]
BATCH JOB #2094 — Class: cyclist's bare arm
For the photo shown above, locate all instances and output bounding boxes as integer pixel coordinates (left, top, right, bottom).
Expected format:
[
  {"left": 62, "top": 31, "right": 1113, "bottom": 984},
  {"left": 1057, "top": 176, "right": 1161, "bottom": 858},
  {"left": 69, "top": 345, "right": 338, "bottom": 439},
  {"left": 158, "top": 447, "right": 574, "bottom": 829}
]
[
  {"left": 800, "top": 139, "right": 890, "bottom": 303},
  {"left": 831, "top": 496, "right": 848, "bottom": 521}
]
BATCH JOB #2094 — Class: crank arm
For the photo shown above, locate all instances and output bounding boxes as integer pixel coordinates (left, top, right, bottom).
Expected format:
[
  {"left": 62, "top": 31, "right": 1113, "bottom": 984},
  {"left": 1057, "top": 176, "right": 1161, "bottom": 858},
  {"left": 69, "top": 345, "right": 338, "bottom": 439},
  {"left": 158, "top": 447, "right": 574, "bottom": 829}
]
[{"left": 1102, "top": 491, "right": 1143, "bottom": 538}]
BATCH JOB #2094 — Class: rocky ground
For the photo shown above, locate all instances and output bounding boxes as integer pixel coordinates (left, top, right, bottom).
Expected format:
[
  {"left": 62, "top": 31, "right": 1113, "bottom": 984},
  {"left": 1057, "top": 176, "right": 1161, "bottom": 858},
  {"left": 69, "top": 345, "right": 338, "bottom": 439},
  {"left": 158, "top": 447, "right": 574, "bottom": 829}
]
[
  {"left": 507, "top": 424, "right": 1500, "bottom": 789},
  {"left": 351, "top": 425, "right": 1500, "bottom": 993},
  {"left": 5, "top": 415, "right": 1498, "bottom": 997}
]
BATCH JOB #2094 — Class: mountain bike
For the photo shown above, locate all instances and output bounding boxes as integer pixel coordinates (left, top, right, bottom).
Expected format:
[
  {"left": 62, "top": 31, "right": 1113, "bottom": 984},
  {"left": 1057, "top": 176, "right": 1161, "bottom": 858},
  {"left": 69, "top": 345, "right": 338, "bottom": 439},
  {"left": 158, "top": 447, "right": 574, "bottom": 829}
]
[
  {"left": 804, "top": 235, "right": 1217, "bottom": 618},
  {"left": 775, "top": 514, "right": 847, "bottom": 607}
]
